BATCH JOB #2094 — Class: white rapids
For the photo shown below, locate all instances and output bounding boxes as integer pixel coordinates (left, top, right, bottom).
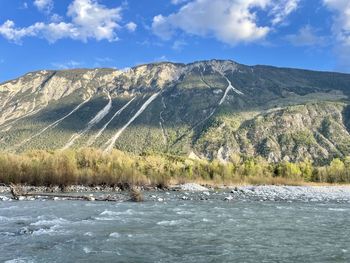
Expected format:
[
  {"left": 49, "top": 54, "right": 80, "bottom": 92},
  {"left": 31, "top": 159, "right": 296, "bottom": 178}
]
[
  {"left": 62, "top": 93, "right": 112, "bottom": 150},
  {"left": 104, "top": 93, "right": 160, "bottom": 152},
  {"left": 86, "top": 97, "right": 136, "bottom": 147},
  {"left": 14, "top": 97, "right": 91, "bottom": 149}
]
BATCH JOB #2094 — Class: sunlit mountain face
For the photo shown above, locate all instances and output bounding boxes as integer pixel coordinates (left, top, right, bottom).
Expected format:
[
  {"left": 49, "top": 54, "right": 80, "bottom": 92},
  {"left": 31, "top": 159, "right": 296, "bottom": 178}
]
[{"left": 1, "top": 60, "right": 350, "bottom": 164}]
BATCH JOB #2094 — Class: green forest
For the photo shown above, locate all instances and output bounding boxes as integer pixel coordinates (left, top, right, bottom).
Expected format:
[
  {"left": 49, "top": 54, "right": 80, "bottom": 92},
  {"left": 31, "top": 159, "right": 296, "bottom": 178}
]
[{"left": 0, "top": 148, "right": 350, "bottom": 188}]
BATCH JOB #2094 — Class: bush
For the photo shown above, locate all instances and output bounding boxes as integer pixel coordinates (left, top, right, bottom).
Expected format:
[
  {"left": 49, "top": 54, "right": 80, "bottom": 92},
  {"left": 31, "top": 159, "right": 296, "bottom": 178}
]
[{"left": 0, "top": 148, "right": 349, "bottom": 186}]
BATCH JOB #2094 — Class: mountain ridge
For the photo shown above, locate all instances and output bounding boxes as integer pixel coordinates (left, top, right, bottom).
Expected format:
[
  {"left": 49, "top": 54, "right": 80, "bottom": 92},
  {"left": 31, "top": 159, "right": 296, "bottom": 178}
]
[{"left": 3, "top": 59, "right": 350, "bottom": 87}]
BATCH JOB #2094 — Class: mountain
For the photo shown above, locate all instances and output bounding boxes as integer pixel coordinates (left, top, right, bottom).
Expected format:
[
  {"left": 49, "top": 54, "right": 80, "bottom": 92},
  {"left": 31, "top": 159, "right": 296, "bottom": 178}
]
[{"left": 1, "top": 60, "right": 350, "bottom": 164}]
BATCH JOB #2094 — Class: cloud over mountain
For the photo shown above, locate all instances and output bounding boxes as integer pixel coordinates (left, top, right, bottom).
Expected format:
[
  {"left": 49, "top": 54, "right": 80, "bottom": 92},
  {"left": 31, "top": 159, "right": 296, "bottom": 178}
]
[
  {"left": 0, "top": 0, "right": 134, "bottom": 43},
  {"left": 152, "top": 0, "right": 299, "bottom": 45}
]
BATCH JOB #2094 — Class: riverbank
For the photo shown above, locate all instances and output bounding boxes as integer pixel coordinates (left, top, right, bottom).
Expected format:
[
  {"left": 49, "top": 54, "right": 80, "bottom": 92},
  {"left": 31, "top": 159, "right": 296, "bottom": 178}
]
[
  {"left": 1, "top": 183, "right": 350, "bottom": 203},
  {"left": 1, "top": 182, "right": 349, "bottom": 194}
]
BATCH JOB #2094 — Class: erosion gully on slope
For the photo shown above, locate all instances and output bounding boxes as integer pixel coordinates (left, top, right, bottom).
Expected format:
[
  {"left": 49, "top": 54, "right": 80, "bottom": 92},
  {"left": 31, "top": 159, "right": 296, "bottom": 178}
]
[
  {"left": 86, "top": 97, "right": 136, "bottom": 147},
  {"left": 171, "top": 70, "right": 244, "bottom": 147},
  {"left": 12, "top": 96, "right": 92, "bottom": 151},
  {"left": 62, "top": 93, "right": 113, "bottom": 150},
  {"left": 104, "top": 93, "right": 160, "bottom": 153}
]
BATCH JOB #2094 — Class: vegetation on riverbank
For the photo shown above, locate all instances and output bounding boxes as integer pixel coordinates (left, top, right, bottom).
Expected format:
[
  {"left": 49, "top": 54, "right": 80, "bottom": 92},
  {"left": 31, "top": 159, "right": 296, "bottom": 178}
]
[{"left": 0, "top": 148, "right": 350, "bottom": 188}]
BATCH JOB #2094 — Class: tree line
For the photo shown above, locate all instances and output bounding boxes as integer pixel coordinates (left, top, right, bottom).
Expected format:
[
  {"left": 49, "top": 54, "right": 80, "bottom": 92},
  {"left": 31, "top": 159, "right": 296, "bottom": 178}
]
[{"left": 0, "top": 148, "right": 349, "bottom": 188}]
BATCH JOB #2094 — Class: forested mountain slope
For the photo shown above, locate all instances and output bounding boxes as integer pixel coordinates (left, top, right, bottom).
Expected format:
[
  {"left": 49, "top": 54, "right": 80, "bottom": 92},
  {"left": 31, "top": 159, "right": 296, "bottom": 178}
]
[{"left": 1, "top": 60, "right": 350, "bottom": 164}]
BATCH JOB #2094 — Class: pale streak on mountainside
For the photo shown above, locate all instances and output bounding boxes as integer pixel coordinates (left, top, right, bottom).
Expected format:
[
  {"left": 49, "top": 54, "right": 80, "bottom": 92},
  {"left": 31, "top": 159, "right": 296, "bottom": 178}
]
[
  {"left": 13, "top": 96, "right": 91, "bottom": 150},
  {"left": 159, "top": 96, "right": 168, "bottom": 145},
  {"left": 104, "top": 93, "right": 160, "bottom": 152},
  {"left": 0, "top": 99, "right": 44, "bottom": 133},
  {"left": 195, "top": 70, "right": 243, "bottom": 127},
  {"left": 218, "top": 72, "right": 244, "bottom": 106},
  {"left": 86, "top": 97, "right": 136, "bottom": 147},
  {"left": 62, "top": 93, "right": 113, "bottom": 150},
  {"left": 0, "top": 91, "right": 21, "bottom": 126},
  {"left": 1, "top": 91, "right": 16, "bottom": 110},
  {"left": 0, "top": 106, "right": 42, "bottom": 133}
]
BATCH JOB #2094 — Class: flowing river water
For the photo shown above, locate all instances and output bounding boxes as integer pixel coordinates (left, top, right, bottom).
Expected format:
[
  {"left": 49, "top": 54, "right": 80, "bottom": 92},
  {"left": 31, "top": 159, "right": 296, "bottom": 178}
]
[{"left": 1, "top": 190, "right": 350, "bottom": 263}]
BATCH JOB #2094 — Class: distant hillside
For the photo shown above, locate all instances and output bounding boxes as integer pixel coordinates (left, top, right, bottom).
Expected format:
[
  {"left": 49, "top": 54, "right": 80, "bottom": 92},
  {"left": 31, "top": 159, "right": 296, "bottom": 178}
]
[{"left": 1, "top": 60, "right": 350, "bottom": 164}]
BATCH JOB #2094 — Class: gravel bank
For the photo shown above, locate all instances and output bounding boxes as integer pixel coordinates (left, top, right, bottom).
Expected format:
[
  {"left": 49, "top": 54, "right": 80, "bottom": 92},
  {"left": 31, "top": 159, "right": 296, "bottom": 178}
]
[
  {"left": 0, "top": 185, "right": 121, "bottom": 194},
  {"left": 1, "top": 184, "right": 350, "bottom": 203},
  {"left": 229, "top": 185, "right": 350, "bottom": 202}
]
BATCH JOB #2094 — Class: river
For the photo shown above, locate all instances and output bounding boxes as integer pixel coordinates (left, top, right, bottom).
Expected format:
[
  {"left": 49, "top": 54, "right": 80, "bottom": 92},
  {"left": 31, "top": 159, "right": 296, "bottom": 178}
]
[{"left": 1, "top": 190, "right": 350, "bottom": 262}]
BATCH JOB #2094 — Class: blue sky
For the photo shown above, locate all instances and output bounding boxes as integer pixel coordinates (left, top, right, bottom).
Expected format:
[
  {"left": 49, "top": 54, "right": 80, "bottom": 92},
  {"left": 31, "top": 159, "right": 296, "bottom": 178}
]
[{"left": 0, "top": 0, "right": 349, "bottom": 82}]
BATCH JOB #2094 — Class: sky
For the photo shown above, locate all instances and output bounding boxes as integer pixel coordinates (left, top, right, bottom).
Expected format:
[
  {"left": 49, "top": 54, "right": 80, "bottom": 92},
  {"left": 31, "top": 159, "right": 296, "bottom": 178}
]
[{"left": 0, "top": 0, "right": 349, "bottom": 82}]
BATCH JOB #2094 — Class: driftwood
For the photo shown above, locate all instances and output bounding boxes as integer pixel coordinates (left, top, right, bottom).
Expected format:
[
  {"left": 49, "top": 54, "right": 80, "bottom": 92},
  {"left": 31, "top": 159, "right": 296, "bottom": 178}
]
[
  {"left": 130, "top": 188, "right": 144, "bottom": 202},
  {"left": 9, "top": 184, "right": 124, "bottom": 202},
  {"left": 10, "top": 184, "right": 21, "bottom": 200}
]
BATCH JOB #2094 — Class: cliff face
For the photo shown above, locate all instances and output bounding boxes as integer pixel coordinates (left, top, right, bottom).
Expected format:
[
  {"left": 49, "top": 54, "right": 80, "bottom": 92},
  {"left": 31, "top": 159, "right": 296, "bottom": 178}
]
[{"left": 1, "top": 60, "right": 350, "bottom": 164}]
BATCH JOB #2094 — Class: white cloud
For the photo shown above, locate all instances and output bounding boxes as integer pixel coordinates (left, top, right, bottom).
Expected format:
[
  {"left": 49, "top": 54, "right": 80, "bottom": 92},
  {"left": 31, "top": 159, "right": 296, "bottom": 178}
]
[
  {"left": 171, "top": 0, "right": 190, "bottom": 4},
  {"left": 34, "top": 0, "right": 54, "bottom": 14},
  {"left": 125, "top": 22, "right": 137, "bottom": 32},
  {"left": 50, "top": 14, "right": 64, "bottom": 23},
  {"left": 94, "top": 57, "right": 114, "bottom": 67},
  {"left": 42, "top": 22, "right": 79, "bottom": 43},
  {"left": 66, "top": 0, "right": 122, "bottom": 42},
  {"left": 154, "top": 55, "right": 168, "bottom": 62},
  {"left": 323, "top": 0, "right": 350, "bottom": 70},
  {"left": 51, "top": 60, "right": 82, "bottom": 69},
  {"left": 269, "top": 0, "right": 299, "bottom": 25},
  {"left": 0, "top": 20, "right": 44, "bottom": 44},
  {"left": 152, "top": 0, "right": 299, "bottom": 45},
  {"left": 333, "top": 45, "right": 350, "bottom": 72},
  {"left": 95, "top": 57, "right": 113, "bottom": 62},
  {"left": 172, "top": 39, "right": 187, "bottom": 50},
  {"left": 285, "top": 25, "right": 327, "bottom": 46},
  {"left": 20, "top": 2, "right": 29, "bottom": 9},
  {"left": 0, "top": 0, "right": 124, "bottom": 43},
  {"left": 323, "top": 0, "right": 350, "bottom": 44}
]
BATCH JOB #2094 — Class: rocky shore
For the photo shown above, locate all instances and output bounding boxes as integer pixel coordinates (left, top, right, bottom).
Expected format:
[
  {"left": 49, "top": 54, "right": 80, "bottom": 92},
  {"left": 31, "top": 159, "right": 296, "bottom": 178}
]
[
  {"left": 1, "top": 184, "right": 350, "bottom": 203},
  {"left": 228, "top": 185, "right": 350, "bottom": 202},
  {"left": 0, "top": 183, "right": 209, "bottom": 194},
  {"left": 0, "top": 185, "right": 121, "bottom": 194}
]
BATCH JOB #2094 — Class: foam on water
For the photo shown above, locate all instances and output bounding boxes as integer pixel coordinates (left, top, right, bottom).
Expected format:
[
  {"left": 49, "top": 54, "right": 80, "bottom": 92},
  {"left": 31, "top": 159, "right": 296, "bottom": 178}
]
[
  {"left": 0, "top": 216, "right": 32, "bottom": 222},
  {"left": 1, "top": 205, "right": 19, "bottom": 210},
  {"left": 5, "top": 258, "right": 34, "bottom": 263},
  {"left": 83, "top": 247, "right": 92, "bottom": 254},
  {"left": 100, "top": 210, "right": 120, "bottom": 216},
  {"left": 157, "top": 219, "right": 190, "bottom": 226},
  {"left": 31, "top": 218, "right": 69, "bottom": 226},
  {"left": 328, "top": 208, "right": 348, "bottom": 212},
  {"left": 0, "top": 216, "right": 9, "bottom": 221},
  {"left": 29, "top": 224, "right": 69, "bottom": 236},
  {"left": 176, "top": 210, "right": 193, "bottom": 215},
  {"left": 0, "top": 232, "right": 15, "bottom": 236},
  {"left": 0, "top": 196, "right": 11, "bottom": 201},
  {"left": 100, "top": 209, "right": 137, "bottom": 216},
  {"left": 109, "top": 232, "right": 121, "bottom": 238},
  {"left": 94, "top": 217, "right": 118, "bottom": 221}
]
